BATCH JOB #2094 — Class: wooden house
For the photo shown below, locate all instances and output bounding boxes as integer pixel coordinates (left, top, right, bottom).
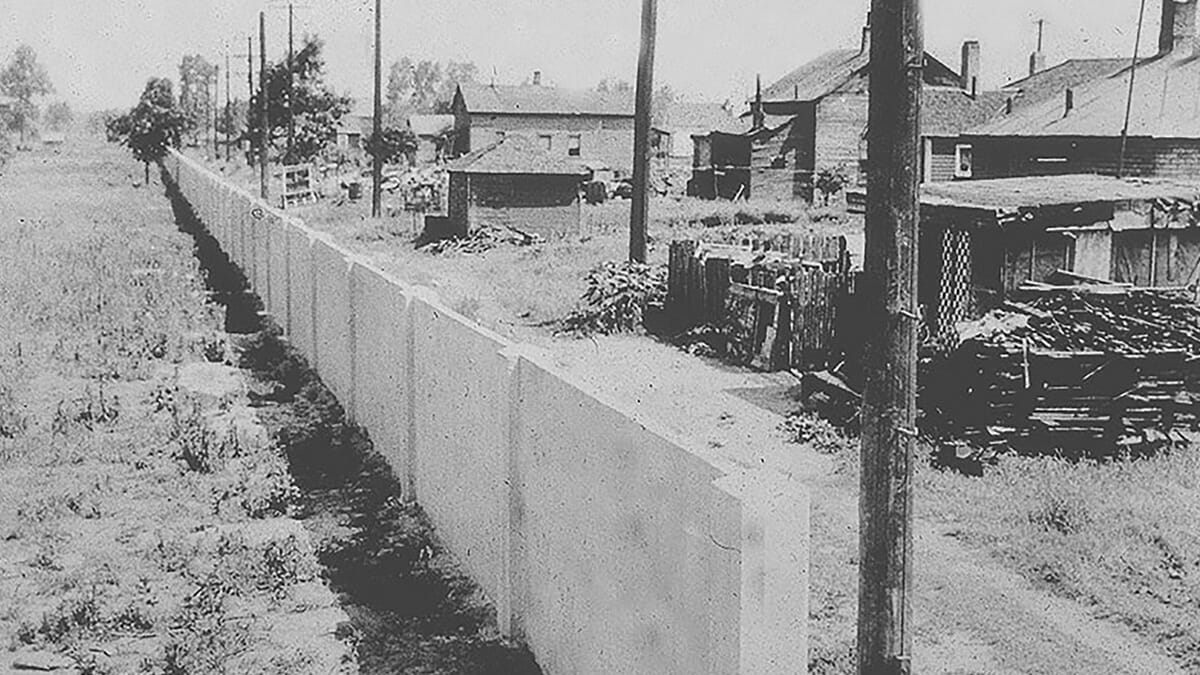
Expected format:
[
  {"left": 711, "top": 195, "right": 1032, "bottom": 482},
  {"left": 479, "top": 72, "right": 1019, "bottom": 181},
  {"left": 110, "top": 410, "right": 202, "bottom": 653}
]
[
  {"left": 428, "top": 134, "right": 588, "bottom": 240},
  {"left": 690, "top": 19, "right": 1003, "bottom": 201},
  {"left": 919, "top": 174, "right": 1200, "bottom": 339},
  {"left": 967, "top": 0, "right": 1200, "bottom": 180},
  {"left": 450, "top": 74, "right": 638, "bottom": 176}
]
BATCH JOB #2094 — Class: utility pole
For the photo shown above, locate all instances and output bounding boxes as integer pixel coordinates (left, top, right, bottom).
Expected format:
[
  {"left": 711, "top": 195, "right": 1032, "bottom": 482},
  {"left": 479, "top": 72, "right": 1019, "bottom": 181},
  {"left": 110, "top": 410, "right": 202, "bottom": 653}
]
[
  {"left": 260, "top": 11, "right": 270, "bottom": 201},
  {"left": 857, "top": 0, "right": 921, "bottom": 672},
  {"left": 213, "top": 64, "right": 220, "bottom": 162},
  {"left": 1118, "top": 0, "right": 1148, "bottom": 179},
  {"left": 247, "top": 37, "right": 254, "bottom": 100},
  {"left": 287, "top": 2, "right": 295, "bottom": 164},
  {"left": 628, "top": 0, "right": 657, "bottom": 263},
  {"left": 371, "top": 0, "right": 383, "bottom": 218},
  {"left": 225, "top": 53, "right": 232, "bottom": 162}
]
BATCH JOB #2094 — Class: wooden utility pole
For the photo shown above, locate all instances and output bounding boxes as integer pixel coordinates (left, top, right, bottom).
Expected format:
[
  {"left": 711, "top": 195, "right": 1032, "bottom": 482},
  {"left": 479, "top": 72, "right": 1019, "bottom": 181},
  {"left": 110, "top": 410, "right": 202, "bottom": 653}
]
[
  {"left": 1118, "top": 0, "right": 1148, "bottom": 179},
  {"left": 287, "top": 2, "right": 295, "bottom": 164},
  {"left": 247, "top": 37, "right": 254, "bottom": 100},
  {"left": 856, "top": 0, "right": 922, "bottom": 673},
  {"left": 260, "top": 11, "right": 270, "bottom": 201},
  {"left": 371, "top": 0, "right": 383, "bottom": 218},
  {"left": 628, "top": 0, "right": 657, "bottom": 263},
  {"left": 225, "top": 53, "right": 231, "bottom": 162},
  {"left": 213, "top": 65, "right": 221, "bottom": 162}
]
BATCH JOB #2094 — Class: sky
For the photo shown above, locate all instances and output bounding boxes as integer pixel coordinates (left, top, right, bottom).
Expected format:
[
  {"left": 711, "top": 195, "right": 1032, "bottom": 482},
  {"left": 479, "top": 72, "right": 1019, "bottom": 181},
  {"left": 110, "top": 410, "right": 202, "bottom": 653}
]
[{"left": 0, "top": 0, "right": 1156, "bottom": 113}]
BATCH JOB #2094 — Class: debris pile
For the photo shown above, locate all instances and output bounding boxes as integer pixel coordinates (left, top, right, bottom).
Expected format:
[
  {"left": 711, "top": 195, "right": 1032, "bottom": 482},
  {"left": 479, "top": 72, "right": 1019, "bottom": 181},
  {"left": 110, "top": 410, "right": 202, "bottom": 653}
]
[
  {"left": 417, "top": 224, "right": 544, "bottom": 255},
  {"left": 922, "top": 286, "right": 1200, "bottom": 460}
]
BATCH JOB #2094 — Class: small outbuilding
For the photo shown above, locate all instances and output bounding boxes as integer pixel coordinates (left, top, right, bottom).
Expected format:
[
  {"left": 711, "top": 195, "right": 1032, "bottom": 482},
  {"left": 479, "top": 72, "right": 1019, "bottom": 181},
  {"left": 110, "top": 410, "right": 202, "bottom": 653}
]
[
  {"left": 920, "top": 174, "right": 1200, "bottom": 340},
  {"left": 428, "top": 134, "right": 588, "bottom": 240}
]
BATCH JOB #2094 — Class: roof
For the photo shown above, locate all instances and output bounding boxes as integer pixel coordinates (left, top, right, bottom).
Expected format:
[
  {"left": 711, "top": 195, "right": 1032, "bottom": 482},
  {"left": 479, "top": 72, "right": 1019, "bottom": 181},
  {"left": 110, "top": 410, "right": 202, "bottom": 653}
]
[
  {"left": 1000, "top": 58, "right": 1133, "bottom": 109},
  {"left": 446, "top": 134, "right": 590, "bottom": 176},
  {"left": 763, "top": 48, "right": 868, "bottom": 102},
  {"left": 920, "top": 88, "right": 1008, "bottom": 137},
  {"left": 657, "top": 101, "right": 743, "bottom": 136},
  {"left": 921, "top": 174, "right": 1200, "bottom": 211},
  {"left": 408, "top": 114, "right": 454, "bottom": 137},
  {"left": 970, "top": 51, "right": 1200, "bottom": 138},
  {"left": 457, "top": 82, "right": 633, "bottom": 117}
]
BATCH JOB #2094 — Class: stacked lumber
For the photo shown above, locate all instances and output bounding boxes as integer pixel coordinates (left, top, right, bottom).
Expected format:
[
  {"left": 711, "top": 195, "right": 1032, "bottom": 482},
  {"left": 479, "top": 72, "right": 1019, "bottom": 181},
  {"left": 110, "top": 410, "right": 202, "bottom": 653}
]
[{"left": 922, "top": 284, "right": 1200, "bottom": 460}]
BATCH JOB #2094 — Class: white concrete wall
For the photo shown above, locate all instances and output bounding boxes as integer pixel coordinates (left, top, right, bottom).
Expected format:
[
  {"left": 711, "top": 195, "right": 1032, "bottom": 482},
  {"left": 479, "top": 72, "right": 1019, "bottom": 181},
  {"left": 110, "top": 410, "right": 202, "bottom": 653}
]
[{"left": 165, "top": 150, "right": 810, "bottom": 675}]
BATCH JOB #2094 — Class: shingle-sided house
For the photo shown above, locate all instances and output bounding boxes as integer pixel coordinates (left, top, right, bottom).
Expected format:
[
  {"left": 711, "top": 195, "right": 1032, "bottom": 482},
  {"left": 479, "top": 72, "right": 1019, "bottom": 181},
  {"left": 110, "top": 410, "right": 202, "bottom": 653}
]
[
  {"left": 690, "top": 18, "right": 1004, "bottom": 201},
  {"left": 450, "top": 75, "right": 636, "bottom": 177},
  {"left": 966, "top": 0, "right": 1200, "bottom": 180},
  {"left": 429, "top": 134, "right": 589, "bottom": 240}
]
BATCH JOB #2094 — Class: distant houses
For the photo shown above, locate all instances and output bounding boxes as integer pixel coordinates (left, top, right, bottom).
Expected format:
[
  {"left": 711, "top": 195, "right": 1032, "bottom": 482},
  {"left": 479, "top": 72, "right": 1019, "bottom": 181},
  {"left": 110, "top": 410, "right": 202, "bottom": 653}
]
[
  {"left": 966, "top": 0, "right": 1200, "bottom": 180},
  {"left": 450, "top": 74, "right": 640, "bottom": 177},
  {"left": 690, "top": 17, "right": 1005, "bottom": 201}
]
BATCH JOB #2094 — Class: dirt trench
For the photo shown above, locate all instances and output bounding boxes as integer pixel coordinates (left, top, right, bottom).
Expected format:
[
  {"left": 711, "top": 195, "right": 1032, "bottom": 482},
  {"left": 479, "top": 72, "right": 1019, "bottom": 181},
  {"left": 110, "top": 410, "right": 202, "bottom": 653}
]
[{"left": 164, "top": 172, "right": 543, "bottom": 675}]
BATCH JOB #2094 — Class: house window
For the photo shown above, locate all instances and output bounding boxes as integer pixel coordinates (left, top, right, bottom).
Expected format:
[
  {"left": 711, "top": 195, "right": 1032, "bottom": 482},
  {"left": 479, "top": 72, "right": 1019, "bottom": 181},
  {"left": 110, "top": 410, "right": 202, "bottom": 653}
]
[
  {"left": 954, "top": 144, "right": 974, "bottom": 179},
  {"left": 568, "top": 135, "right": 581, "bottom": 157},
  {"left": 540, "top": 134, "right": 553, "bottom": 151}
]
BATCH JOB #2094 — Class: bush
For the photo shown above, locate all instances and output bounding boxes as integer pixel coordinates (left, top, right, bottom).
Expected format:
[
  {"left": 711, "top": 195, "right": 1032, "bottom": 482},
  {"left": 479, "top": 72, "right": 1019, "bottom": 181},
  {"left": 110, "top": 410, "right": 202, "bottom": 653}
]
[{"left": 558, "top": 261, "right": 666, "bottom": 336}]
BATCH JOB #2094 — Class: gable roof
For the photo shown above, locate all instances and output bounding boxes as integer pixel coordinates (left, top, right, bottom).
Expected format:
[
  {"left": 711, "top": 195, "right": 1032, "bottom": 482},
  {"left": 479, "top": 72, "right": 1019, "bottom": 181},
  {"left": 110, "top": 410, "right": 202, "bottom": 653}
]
[
  {"left": 761, "top": 47, "right": 962, "bottom": 103},
  {"left": 921, "top": 88, "right": 1008, "bottom": 137},
  {"left": 457, "top": 82, "right": 633, "bottom": 117},
  {"left": 658, "top": 101, "right": 743, "bottom": 136},
  {"left": 446, "top": 134, "right": 589, "bottom": 175},
  {"left": 969, "top": 51, "right": 1200, "bottom": 138},
  {"left": 408, "top": 114, "right": 454, "bottom": 138},
  {"left": 1001, "top": 58, "right": 1134, "bottom": 110}
]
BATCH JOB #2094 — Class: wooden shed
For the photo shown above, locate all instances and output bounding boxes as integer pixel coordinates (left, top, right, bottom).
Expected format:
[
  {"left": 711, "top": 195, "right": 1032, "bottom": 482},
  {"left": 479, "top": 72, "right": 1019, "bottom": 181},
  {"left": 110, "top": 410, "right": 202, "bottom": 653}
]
[
  {"left": 920, "top": 174, "right": 1200, "bottom": 340},
  {"left": 429, "top": 134, "right": 588, "bottom": 240}
]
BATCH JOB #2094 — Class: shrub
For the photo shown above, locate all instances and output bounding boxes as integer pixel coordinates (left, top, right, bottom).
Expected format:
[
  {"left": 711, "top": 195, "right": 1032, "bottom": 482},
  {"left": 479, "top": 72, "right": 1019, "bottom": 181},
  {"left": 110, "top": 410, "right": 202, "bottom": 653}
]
[{"left": 558, "top": 261, "right": 667, "bottom": 336}]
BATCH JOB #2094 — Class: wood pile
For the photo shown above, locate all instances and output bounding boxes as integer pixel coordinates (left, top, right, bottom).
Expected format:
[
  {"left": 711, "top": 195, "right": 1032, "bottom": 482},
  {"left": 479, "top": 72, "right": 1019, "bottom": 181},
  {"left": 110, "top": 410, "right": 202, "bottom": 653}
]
[{"left": 922, "top": 281, "right": 1200, "bottom": 460}]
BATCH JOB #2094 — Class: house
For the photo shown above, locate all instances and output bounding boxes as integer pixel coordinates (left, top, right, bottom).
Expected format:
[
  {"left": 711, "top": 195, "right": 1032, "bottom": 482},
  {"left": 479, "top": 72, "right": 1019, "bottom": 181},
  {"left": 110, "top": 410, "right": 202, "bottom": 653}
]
[
  {"left": 450, "top": 73, "right": 637, "bottom": 176},
  {"left": 690, "top": 17, "right": 1003, "bottom": 200},
  {"left": 1000, "top": 58, "right": 1134, "bottom": 112},
  {"left": 918, "top": 174, "right": 1200, "bottom": 340},
  {"left": 407, "top": 114, "right": 455, "bottom": 164},
  {"left": 428, "top": 134, "right": 589, "bottom": 241},
  {"left": 335, "top": 103, "right": 373, "bottom": 152},
  {"left": 966, "top": 0, "right": 1200, "bottom": 180}
]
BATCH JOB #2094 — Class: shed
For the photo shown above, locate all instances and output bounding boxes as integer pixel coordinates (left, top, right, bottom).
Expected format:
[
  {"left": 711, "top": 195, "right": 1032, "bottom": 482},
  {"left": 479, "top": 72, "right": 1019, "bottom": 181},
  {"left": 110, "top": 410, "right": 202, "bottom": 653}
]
[
  {"left": 407, "top": 114, "right": 455, "bottom": 164},
  {"left": 919, "top": 174, "right": 1200, "bottom": 340},
  {"left": 429, "top": 134, "right": 588, "bottom": 240}
]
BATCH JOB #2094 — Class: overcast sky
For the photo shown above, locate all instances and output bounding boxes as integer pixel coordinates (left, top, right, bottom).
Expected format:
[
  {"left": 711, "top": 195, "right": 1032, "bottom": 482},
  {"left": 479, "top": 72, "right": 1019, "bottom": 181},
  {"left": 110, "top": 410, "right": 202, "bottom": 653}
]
[{"left": 0, "top": 0, "right": 1153, "bottom": 112}]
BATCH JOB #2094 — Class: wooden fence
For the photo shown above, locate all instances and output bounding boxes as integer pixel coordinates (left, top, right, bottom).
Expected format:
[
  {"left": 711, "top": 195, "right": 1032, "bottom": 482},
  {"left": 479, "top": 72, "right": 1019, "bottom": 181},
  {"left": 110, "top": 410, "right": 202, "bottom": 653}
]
[{"left": 667, "top": 235, "right": 854, "bottom": 372}]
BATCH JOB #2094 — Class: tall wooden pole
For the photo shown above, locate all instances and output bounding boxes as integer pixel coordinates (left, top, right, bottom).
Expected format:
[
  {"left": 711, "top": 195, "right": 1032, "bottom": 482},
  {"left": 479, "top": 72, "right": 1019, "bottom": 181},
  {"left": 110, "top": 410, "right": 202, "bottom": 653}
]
[
  {"left": 628, "top": 0, "right": 657, "bottom": 263},
  {"left": 857, "top": 0, "right": 922, "bottom": 673},
  {"left": 213, "top": 65, "right": 220, "bottom": 161},
  {"left": 247, "top": 37, "right": 254, "bottom": 100},
  {"left": 371, "top": 0, "right": 383, "bottom": 218},
  {"left": 287, "top": 2, "right": 295, "bottom": 164},
  {"left": 225, "top": 53, "right": 231, "bottom": 162},
  {"left": 259, "top": 11, "right": 270, "bottom": 201}
]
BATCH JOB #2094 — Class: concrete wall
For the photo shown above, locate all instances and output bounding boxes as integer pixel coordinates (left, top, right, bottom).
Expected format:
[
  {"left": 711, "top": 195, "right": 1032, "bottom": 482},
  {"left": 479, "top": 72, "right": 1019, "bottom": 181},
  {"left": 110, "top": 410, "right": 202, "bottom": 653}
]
[{"left": 164, "top": 150, "right": 810, "bottom": 675}]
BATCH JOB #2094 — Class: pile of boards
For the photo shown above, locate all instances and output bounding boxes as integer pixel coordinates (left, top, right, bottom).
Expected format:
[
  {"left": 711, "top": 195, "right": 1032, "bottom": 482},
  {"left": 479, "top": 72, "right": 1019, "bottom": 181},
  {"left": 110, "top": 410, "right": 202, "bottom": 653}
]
[
  {"left": 665, "top": 235, "right": 853, "bottom": 372},
  {"left": 923, "top": 280, "right": 1200, "bottom": 459}
]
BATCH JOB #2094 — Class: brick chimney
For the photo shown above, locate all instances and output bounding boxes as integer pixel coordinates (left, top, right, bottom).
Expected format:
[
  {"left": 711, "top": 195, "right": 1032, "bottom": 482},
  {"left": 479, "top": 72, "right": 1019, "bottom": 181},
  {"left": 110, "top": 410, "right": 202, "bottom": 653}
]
[
  {"left": 532, "top": 70, "right": 542, "bottom": 86},
  {"left": 1029, "top": 18, "right": 1047, "bottom": 76},
  {"left": 752, "top": 74, "right": 765, "bottom": 130},
  {"left": 961, "top": 41, "right": 981, "bottom": 98},
  {"left": 1161, "top": 0, "right": 1198, "bottom": 54}
]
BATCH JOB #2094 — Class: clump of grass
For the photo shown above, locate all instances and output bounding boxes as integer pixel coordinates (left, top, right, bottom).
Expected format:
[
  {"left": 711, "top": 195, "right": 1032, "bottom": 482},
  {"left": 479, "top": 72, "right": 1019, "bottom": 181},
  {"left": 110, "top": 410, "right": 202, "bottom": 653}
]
[
  {"left": 557, "top": 261, "right": 666, "bottom": 336},
  {"left": 0, "top": 385, "right": 27, "bottom": 439},
  {"left": 781, "top": 411, "right": 858, "bottom": 475},
  {"left": 51, "top": 385, "right": 121, "bottom": 435},
  {"left": 160, "top": 573, "right": 250, "bottom": 674},
  {"left": 214, "top": 453, "right": 299, "bottom": 519}
]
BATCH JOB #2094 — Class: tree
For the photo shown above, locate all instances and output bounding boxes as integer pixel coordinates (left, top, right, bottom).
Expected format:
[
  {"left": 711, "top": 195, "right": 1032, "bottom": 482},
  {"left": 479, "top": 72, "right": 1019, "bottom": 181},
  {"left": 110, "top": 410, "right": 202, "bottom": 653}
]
[
  {"left": 364, "top": 126, "right": 417, "bottom": 165},
  {"left": 0, "top": 45, "right": 53, "bottom": 146},
  {"left": 44, "top": 101, "right": 73, "bottom": 131},
  {"left": 178, "top": 55, "right": 216, "bottom": 146},
  {"left": 246, "top": 36, "right": 352, "bottom": 165},
  {"left": 385, "top": 58, "right": 476, "bottom": 120},
  {"left": 106, "top": 77, "right": 191, "bottom": 185}
]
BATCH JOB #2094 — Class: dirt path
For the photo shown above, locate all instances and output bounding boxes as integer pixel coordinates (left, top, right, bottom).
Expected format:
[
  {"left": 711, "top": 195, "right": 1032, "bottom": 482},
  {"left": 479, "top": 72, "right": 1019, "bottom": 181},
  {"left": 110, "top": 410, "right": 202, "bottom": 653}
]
[{"left": 537, "top": 335, "right": 1185, "bottom": 674}]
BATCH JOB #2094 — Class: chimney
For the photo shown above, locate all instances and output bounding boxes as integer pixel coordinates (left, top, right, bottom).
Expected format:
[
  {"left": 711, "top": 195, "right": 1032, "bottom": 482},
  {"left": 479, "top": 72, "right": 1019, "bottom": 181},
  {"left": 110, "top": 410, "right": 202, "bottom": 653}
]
[
  {"left": 752, "top": 74, "right": 765, "bottom": 130},
  {"left": 532, "top": 70, "right": 542, "bottom": 86},
  {"left": 1029, "top": 18, "right": 1047, "bottom": 76},
  {"left": 861, "top": 12, "right": 872, "bottom": 54},
  {"left": 1064, "top": 88, "right": 1074, "bottom": 116},
  {"left": 961, "top": 41, "right": 981, "bottom": 98},
  {"left": 1162, "top": 0, "right": 1198, "bottom": 54}
]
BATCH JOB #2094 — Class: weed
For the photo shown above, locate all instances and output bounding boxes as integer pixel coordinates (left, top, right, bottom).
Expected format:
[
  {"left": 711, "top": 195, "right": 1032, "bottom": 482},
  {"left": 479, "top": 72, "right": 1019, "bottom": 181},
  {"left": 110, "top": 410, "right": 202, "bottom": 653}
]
[
  {"left": 214, "top": 453, "right": 298, "bottom": 520},
  {"left": 160, "top": 573, "right": 249, "bottom": 675},
  {"left": 0, "top": 385, "right": 27, "bottom": 438},
  {"left": 169, "top": 396, "right": 245, "bottom": 474}
]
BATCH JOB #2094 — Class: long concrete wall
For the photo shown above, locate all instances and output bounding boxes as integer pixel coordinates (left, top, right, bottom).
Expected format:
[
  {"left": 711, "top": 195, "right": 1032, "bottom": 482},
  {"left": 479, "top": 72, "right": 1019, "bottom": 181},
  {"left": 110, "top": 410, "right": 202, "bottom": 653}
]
[{"left": 165, "top": 151, "right": 811, "bottom": 675}]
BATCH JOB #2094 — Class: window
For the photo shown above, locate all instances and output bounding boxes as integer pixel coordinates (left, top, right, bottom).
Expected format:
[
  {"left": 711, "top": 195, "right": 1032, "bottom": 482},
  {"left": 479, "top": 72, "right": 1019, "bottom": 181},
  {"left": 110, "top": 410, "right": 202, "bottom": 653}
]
[
  {"left": 495, "top": 130, "right": 506, "bottom": 143},
  {"left": 954, "top": 144, "right": 974, "bottom": 179},
  {"left": 568, "top": 135, "right": 581, "bottom": 157},
  {"left": 539, "top": 134, "right": 553, "bottom": 151}
]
